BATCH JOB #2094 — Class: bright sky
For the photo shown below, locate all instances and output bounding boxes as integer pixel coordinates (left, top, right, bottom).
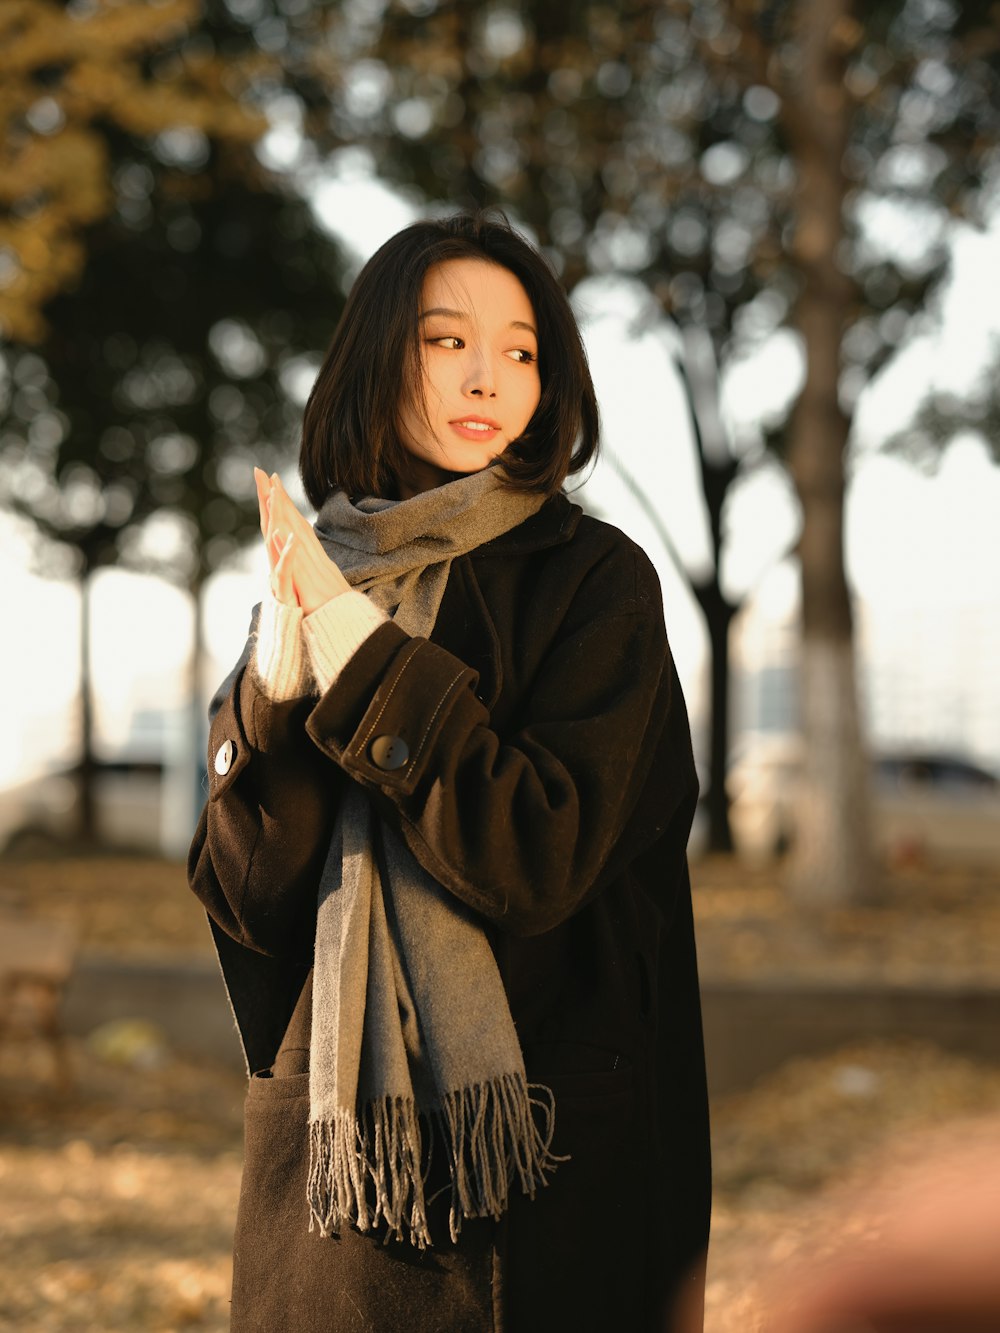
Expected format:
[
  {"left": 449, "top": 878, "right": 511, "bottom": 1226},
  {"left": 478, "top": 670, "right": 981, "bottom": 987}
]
[{"left": 4, "top": 172, "right": 1000, "bottom": 796}]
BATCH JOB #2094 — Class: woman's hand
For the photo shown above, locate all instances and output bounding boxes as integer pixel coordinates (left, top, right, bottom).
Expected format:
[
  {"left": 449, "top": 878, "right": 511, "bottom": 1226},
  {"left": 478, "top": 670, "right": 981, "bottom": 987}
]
[
  {"left": 760, "top": 1125, "right": 1000, "bottom": 1333},
  {"left": 255, "top": 467, "right": 296, "bottom": 606},
  {"left": 254, "top": 467, "right": 351, "bottom": 614},
  {"left": 255, "top": 467, "right": 297, "bottom": 606}
]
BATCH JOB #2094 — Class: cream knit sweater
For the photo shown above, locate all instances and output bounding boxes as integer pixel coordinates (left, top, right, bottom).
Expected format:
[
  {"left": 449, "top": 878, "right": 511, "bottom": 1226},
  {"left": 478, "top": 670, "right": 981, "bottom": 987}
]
[{"left": 253, "top": 588, "right": 388, "bottom": 701}]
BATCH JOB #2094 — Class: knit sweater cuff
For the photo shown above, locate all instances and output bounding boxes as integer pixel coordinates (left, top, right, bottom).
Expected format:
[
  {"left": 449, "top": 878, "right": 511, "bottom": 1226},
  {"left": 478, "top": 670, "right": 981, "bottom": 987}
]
[
  {"left": 253, "top": 594, "right": 310, "bottom": 701},
  {"left": 304, "top": 590, "right": 390, "bottom": 694}
]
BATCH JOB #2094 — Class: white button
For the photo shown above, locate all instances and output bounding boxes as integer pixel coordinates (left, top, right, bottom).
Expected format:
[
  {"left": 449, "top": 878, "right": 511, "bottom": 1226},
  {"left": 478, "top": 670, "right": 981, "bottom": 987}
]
[{"left": 214, "top": 740, "right": 235, "bottom": 776}]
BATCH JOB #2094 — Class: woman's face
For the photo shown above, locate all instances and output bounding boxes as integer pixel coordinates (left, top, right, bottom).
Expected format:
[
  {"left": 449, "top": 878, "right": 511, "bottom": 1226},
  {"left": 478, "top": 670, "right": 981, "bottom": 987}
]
[{"left": 397, "top": 258, "right": 542, "bottom": 496}]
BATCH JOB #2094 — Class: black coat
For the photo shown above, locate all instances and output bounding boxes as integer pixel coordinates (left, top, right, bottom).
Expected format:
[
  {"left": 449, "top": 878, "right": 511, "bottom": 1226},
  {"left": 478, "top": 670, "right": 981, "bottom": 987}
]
[{"left": 188, "top": 494, "right": 711, "bottom": 1332}]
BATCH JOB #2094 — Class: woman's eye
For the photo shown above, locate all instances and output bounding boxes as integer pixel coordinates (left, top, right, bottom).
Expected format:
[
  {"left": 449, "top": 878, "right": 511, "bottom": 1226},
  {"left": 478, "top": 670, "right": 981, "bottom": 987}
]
[
  {"left": 429, "top": 336, "right": 463, "bottom": 349},
  {"left": 508, "top": 349, "right": 537, "bottom": 364}
]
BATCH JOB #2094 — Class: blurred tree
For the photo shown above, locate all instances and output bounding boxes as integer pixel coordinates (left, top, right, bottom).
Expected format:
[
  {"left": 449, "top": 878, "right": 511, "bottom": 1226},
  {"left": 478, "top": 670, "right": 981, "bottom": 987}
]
[
  {"left": 884, "top": 340, "right": 1000, "bottom": 470},
  {"left": 309, "top": 0, "right": 1000, "bottom": 900},
  {"left": 604, "top": 327, "right": 744, "bottom": 855},
  {"left": 0, "top": 0, "right": 267, "bottom": 341},
  {"left": 0, "top": 0, "right": 351, "bottom": 841}
]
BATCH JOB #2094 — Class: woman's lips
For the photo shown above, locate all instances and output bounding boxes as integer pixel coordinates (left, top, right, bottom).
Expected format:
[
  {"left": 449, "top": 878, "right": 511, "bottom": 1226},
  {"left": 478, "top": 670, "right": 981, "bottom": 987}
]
[{"left": 449, "top": 416, "right": 501, "bottom": 441}]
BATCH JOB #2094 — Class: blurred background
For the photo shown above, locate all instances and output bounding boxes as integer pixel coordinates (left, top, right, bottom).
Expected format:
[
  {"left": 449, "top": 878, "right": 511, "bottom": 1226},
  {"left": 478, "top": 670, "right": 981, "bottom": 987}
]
[{"left": 1, "top": 1, "right": 999, "bottom": 1330}]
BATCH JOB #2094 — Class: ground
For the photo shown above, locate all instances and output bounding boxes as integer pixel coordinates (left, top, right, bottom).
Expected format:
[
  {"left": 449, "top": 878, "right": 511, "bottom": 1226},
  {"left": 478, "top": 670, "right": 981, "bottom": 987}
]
[{"left": 1, "top": 852, "right": 998, "bottom": 1331}]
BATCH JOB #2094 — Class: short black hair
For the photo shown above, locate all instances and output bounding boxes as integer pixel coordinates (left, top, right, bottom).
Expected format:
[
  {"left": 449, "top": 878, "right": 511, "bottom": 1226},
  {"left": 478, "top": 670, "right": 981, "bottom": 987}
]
[{"left": 299, "top": 211, "right": 600, "bottom": 507}]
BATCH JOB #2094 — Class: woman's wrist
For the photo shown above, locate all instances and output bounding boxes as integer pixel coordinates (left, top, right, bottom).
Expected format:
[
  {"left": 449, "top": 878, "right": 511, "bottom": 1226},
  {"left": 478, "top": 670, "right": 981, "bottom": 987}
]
[
  {"left": 253, "top": 592, "right": 312, "bottom": 700},
  {"left": 303, "top": 591, "right": 390, "bottom": 693},
  {"left": 296, "top": 569, "right": 351, "bottom": 616}
]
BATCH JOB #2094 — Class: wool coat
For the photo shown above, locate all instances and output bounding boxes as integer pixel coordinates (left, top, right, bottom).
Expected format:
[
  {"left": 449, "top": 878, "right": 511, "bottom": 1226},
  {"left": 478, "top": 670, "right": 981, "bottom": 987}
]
[{"left": 188, "top": 492, "right": 711, "bottom": 1333}]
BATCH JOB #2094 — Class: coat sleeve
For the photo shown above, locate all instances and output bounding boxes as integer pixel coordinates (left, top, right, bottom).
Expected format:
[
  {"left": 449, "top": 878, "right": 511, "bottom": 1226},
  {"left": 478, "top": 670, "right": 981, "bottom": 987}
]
[
  {"left": 304, "top": 542, "right": 695, "bottom": 937},
  {"left": 186, "top": 611, "right": 346, "bottom": 959}
]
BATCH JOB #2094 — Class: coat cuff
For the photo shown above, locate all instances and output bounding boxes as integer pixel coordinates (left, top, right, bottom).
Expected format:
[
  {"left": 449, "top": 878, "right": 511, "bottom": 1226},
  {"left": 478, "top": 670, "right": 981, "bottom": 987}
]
[
  {"left": 253, "top": 593, "right": 310, "bottom": 701},
  {"left": 306, "top": 623, "right": 481, "bottom": 798},
  {"left": 303, "top": 590, "right": 390, "bottom": 694}
]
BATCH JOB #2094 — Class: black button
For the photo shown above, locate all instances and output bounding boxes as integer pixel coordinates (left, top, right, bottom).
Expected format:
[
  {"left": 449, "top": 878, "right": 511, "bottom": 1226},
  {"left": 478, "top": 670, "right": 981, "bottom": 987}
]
[{"left": 369, "top": 735, "right": 409, "bottom": 771}]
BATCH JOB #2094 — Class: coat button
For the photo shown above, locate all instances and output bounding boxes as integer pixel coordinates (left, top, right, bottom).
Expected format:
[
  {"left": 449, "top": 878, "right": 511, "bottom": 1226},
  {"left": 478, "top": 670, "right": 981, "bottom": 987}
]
[
  {"left": 214, "top": 740, "right": 235, "bottom": 775},
  {"left": 369, "top": 735, "right": 409, "bottom": 771}
]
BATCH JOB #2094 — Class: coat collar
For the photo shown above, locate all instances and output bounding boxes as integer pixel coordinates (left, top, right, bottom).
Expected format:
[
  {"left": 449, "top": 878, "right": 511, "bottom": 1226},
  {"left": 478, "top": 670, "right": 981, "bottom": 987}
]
[{"left": 474, "top": 491, "right": 581, "bottom": 556}]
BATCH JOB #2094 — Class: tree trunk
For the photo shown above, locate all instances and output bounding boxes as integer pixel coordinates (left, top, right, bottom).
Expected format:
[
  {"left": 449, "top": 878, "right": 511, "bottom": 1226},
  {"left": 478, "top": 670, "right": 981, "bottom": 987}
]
[
  {"left": 76, "top": 565, "right": 98, "bottom": 844},
  {"left": 160, "top": 571, "right": 208, "bottom": 858},
  {"left": 606, "top": 451, "right": 738, "bottom": 854},
  {"left": 187, "top": 571, "right": 208, "bottom": 837},
  {"left": 792, "top": 635, "right": 874, "bottom": 903},
  {"left": 677, "top": 330, "right": 739, "bottom": 854},
  {"left": 783, "top": 0, "right": 876, "bottom": 904},
  {"left": 600, "top": 443, "right": 739, "bottom": 850},
  {"left": 693, "top": 580, "right": 735, "bottom": 853}
]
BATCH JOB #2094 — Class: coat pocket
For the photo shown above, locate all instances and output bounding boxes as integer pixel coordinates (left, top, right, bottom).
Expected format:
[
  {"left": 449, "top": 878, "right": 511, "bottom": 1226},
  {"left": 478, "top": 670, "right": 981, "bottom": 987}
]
[
  {"left": 233, "top": 1071, "right": 495, "bottom": 1333},
  {"left": 526, "top": 1040, "right": 635, "bottom": 1157},
  {"left": 245, "top": 1067, "right": 310, "bottom": 1100}
]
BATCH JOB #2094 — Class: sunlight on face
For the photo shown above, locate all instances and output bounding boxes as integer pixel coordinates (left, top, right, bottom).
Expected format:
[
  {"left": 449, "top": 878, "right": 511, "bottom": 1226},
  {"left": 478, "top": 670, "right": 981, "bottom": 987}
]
[{"left": 397, "top": 258, "right": 542, "bottom": 496}]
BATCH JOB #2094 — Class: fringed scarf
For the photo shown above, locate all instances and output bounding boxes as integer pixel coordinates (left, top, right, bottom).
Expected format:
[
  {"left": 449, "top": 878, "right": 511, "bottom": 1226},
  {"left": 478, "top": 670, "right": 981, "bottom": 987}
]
[{"left": 307, "top": 466, "right": 563, "bottom": 1248}]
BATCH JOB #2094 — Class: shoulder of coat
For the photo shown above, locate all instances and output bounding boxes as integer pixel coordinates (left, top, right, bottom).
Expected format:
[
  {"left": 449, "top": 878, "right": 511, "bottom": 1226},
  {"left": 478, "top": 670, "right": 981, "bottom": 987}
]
[
  {"left": 475, "top": 497, "right": 663, "bottom": 612},
  {"left": 569, "top": 511, "right": 664, "bottom": 609}
]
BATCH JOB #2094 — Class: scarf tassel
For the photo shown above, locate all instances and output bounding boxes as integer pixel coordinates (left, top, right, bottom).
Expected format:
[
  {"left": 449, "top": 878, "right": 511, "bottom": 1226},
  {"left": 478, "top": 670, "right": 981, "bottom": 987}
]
[{"left": 307, "top": 1075, "right": 564, "bottom": 1250}]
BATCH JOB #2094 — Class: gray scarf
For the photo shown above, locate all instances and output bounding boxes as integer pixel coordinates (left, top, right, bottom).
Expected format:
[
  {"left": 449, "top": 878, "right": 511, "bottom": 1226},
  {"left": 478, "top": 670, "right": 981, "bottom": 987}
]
[{"left": 308, "top": 466, "right": 562, "bottom": 1248}]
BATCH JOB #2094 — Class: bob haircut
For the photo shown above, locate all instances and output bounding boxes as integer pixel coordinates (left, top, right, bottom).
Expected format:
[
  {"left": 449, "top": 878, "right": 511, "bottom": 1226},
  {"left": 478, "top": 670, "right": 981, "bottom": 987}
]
[{"left": 299, "top": 212, "right": 600, "bottom": 508}]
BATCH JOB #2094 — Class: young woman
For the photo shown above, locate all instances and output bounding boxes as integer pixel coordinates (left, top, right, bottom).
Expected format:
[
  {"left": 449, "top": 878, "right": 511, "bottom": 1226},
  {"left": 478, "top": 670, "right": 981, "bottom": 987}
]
[{"left": 188, "top": 212, "right": 710, "bottom": 1333}]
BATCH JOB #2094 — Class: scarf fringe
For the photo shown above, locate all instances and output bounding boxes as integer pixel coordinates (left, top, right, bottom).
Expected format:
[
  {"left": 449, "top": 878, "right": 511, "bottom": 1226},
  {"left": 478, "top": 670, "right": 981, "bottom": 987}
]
[{"left": 307, "top": 1075, "right": 565, "bottom": 1249}]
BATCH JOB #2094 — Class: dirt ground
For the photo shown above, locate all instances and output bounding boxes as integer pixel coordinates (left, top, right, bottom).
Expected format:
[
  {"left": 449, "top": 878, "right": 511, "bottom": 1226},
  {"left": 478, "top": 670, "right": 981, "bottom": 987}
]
[
  {"left": 1, "top": 851, "right": 999, "bottom": 1331},
  {"left": 692, "top": 853, "right": 1000, "bottom": 985},
  {"left": 3, "top": 850, "right": 998, "bottom": 983}
]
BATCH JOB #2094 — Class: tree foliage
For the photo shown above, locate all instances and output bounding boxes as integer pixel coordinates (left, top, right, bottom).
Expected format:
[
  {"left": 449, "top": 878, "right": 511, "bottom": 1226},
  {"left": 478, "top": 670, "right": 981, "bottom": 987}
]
[
  {"left": 885, "top": 338, "right": 1000, "bottom": 471},
  {"left": 314, "top": 0, "right": 999, "bottom": 408},
  {"left": 0, "top": 0, "right": 350, "bottom": 589},
  {"left": 0, "top": 0, "right": 268, "bottom": 343}
]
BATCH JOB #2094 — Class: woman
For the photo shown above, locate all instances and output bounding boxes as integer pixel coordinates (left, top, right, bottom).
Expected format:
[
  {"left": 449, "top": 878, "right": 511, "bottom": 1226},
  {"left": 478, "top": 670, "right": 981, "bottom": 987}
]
[{"left": 188, "top": 212, "right": 710, "bottom": 1332}]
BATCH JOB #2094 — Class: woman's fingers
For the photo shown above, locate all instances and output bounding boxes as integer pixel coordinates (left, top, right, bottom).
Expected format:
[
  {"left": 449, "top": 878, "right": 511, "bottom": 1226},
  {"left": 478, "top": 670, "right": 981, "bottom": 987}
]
[
  {"left": 255, "top": 466, "right": 346, "bottom": 611},
  {"left": 281, "top": 522, "right": 350, "bottom": 613},
  {"left": 262, "top": 501, "right": 281, "bottom": 574},
  {"left": 257, "top": 472, "right": 351, "bottom": 612},
  {"left": 258, "top": 470, "right": 306, "bottom": 575},
  {"left": 269, "top": 531, "right": 296, "bottom": 605},
  {"left": 267, "top": 475, "right": 314, "bottom": 543},
  {"left": 253, "top": 466, "right": 271, "bottom": 539},
  {"left": 264, "top": 489, "right": 324, "bottom": 596}
]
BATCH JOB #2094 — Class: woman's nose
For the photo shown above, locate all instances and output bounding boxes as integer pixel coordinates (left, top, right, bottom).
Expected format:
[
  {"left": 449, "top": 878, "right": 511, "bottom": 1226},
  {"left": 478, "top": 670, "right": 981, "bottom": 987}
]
[{"left": 463, "top": 353, "right": 496, "bottom": 398}]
